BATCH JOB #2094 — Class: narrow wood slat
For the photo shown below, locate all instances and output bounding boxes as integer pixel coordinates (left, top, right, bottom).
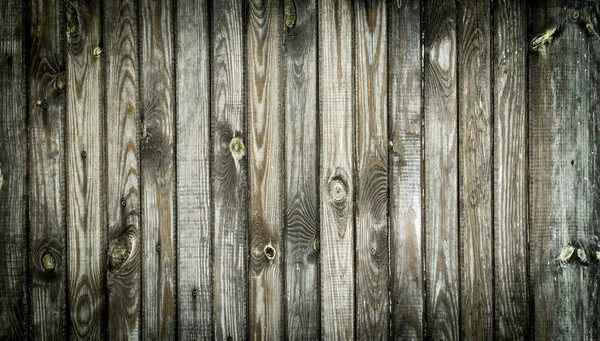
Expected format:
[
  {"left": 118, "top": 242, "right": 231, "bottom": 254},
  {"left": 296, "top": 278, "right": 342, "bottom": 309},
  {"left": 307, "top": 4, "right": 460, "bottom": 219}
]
[
  {"left": 248, "top": 0, "right": 284, "bottom": 339},
  {"left": 211, "top": 0, "right": 248, "bottom": 339},
  {"left": 493, "top": 0, "right": 528, "bottom": 339},
  {"left": 389, "top": 0, "right": 424, "bottom": 339},
  {"left": 175, "top": 0, "right": 212, "bottom": 338},
  {"left": 319, "top": 0, "right": 355, "bottom": 339},
  {"left": 283, "top": 0, "right": 320, "bottom": 339},
  {"left": 423, "top": 0, "right": 459, "bottom": 339},
  {"left": 104, "top": 0, "right": 141, "bottom": 338},
  {"left": 0, "top": 0, "right": 27, "bottom": 339}
]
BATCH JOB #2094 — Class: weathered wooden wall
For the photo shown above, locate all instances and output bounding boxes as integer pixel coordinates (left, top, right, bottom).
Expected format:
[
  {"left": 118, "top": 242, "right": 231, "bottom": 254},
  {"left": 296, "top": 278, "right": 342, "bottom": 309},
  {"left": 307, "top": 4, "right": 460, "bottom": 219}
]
[{"left": 0, "top": 0, "right": 599, "bottom": 340}]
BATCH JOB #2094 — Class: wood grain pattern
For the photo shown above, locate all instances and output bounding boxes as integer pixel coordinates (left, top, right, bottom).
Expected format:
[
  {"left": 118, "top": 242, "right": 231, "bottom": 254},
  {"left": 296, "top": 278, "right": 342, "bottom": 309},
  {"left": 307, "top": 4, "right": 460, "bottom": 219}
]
[
  {"left": 283, "top": 0, "right": 320, "bottom": 339},
  {"left": 493, "top": 0, "right": 528, "bottom": 339},
  {"left": 175, "top": 0, "right": 212, "bottom": 338},
  {"left": 423, "top": 0, "right": 459, "bottom": 339},
  {"left": 457, "top": 0, "right": 493, "bottom": 339},
  {"left": 104, "top": 0, "right": 141, "bottom": 338},
  {"left": 139, "top": 0, "right": 176, "bottom": 338},
  {"left": 318, "top": 0, "right": 355, "bottom": 339},
  {"left": 248, "top": 0, "right": 284, "bottom": 339},
  {"left": 65, "top": 0, "right": 105, "bottom": 339},
  {"left": 211, "top": 0, "right": 248, "bottom": 339},
  {"left": 388, "top": 0, "right": 424, "bottom": 339},
  {"left": 529, "top": 2, "right": 600, "bottom": 339},
  {"left": 0, "top": 0, "right": 27, "bottom": 339},
  {"left": 354, "top": 0, "right": 388, "bottom": 339}
]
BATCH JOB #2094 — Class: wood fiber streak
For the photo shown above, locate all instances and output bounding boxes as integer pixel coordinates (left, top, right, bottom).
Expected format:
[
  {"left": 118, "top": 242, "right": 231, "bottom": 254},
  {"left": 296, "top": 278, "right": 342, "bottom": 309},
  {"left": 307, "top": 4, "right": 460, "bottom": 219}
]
[
  {"left": 318, "top": 0, "right": 354, "bottom": 339},
  {"left": 175, "top": 0, "right": 212, "bottom": 338},
  {"left": 211, "top": 0, "right": 248, "bottom": 339},
  {"left": 65, "top": 0, "right": 105, "bottom": 339},
  {"left": 493, "top": 0, "right": 528, "bottom": 339},
  {"left": 0, "top": 0, "right": 27, "bottom": 339},
  {"left": 283, "top": 0, "right": 320, "bottom": 339},
  {"left": 389, "top": 0, "right": 424, "bottom": 339},
  {"left": 424, "top": 0, "right": 459, "bottom": 339},
  {"left": 355, "top": 0, "right": 388, "bottom": 339},
  {"left": 104, "top": 0, "right": 141, "bottom": 338},
  {"left": 139, "top": 0, "right": 176, "bottom": 338},
  {"left": 248, "top": 0, "right": 284, "bottom": 340}
]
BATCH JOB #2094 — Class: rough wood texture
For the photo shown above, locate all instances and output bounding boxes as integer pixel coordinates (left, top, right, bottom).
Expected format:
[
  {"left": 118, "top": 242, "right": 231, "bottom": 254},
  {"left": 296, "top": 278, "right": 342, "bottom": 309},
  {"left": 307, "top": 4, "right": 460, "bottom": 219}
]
[
  {"left": 248, "top": 0, "right": 284, "bottom": 339},
  {"left": 493, "top": 0, "right": 528, "bottom": 339},
  {"left": 175, "top": 0, "right": 212, "bottom": 338},
  {"left": 319, "top": 0, "right": 355, "bottom": 339},
  {"left": 104, "top": 0, "right": 141, "bottom": 338},
  {"left": 283, "top": 0, "right": 320, "bottom": 339},
  {"left": 0, "top": 0, "right": 27, "bottom": 339},
  {"left": 355, "top": 0, "right": 388, "bottom": 339},
  {"left": 529, "top": 2, "right": 600, "bottom": 340},
  {"left": 389, "top": 0, "right": 424, "bottom": 339},
  {"left": 457, "top": 0, "right": 493, "bottom": 339},
  {"left": 139, "top": 0, "right": 176, "bottom": 338},
  {"left": 424, "top": 0, "right": 459, "bottom": 339},
  {"left": 212, "top": 0, "right": 248, "bottom": 339},
  {"left": 65, "top": 0, "right": 105, "bottom": 339}
]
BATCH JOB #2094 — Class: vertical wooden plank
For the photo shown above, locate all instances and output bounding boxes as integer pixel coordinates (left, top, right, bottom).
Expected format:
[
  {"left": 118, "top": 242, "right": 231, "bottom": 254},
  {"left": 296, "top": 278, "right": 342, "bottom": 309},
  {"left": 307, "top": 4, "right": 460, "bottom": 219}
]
[
  {"left": 212, "top": 0, "right": 248, "bottom": 339},
  {"left": 65, "top": 0, "right": 105, "bottom": 338},
  {"left": 248, "top": 0, "right": 283, "bottom": 339},
  {"left": 457, "top": 0, "right": 493, "bottom": 339},
  {"left": 175, "top": 0, "right": 212, "bottom": 338},
  {"left": 389, "top": 0, "right": 424, "bottom": 339},
  {"left": 529, "top": 2, "right": 600, "bottom": 339},
  {"left": 423, "top": 0, "right": 459, "bottom": 339},
  {"left": 283, "top": 0, "right": 320, "bottom": 339},
  {"left": 104, "top": 0, "right": 141, "bottom": 338},
  {"left": 493, "top": 0, "right": 528, "bottom": 339},
  {"left": 319, "top": 0, "right": 354, "bottom": 339},
  {"left": 0, "top": 0, "right": 27, "bottom": 339},
  {"left": 354, "top": 0, "right": 388, "bottom": 339},
  {"left": 139, "top": 0, "right": 176, "bottom": 338},
  {"left": 28, "top": 0, "right": 67, "bottom": 338}
]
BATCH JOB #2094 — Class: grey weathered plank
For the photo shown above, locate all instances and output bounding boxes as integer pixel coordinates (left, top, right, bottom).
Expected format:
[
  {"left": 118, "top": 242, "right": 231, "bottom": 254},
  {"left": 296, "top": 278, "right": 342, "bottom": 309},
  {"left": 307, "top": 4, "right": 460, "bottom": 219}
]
[
  {"left": 0, "top": 0, "right": 27, "bottom": 339},
  {"left": 354, "top": 0, "right": 388, "bottom": 339},
  {"left": 104, "top": 0, "right": 141, "bottom": 338},
  {"left": 28, "top": 0, "right": 67, "bottom": 338},
  {"left": 493, "top": 0, "right": 528, "bottom": 339},
  {"left": 175, "top": 0, "right": 212, "bottom": 338},
  {"left": 248, "top": 0, "right": 284, "bottom": 339},
  {"left": 283, "top": 0, "right": 320, "bottom": 339},
  {"left": 211, "top": 0, "right": 248, "bottom": 339},
  {"left": 388, "top": 0, "right": 424, "bottom": 339},
  {"left": 457, "top": 0, "right": 493, "bottom": 339},
  {"left": 423, "top": 0, "right": 459, "bottom": 339},
  {"left": 139, "top": 0, "right": 176, "bottom": 338},
  {"left": 318, "top": 0, "right": 355, "bottom": 339},
  {"left": 529, "top": 2, "right": 600, "bottom": 339},
  {"left": 65, "top": 0, "right": 105, "bottom": 339}
]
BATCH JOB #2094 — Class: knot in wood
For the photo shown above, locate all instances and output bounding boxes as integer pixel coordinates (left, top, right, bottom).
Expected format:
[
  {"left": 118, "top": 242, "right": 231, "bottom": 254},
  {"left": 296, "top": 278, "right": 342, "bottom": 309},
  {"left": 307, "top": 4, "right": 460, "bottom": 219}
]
[
  {"left": 572, "top": 11, "right": 580, "bottom": 20},
  {"left": 0, "top": 168, "right": 3, "bottom": 190},
  {"left": 586, "top": 23, "right": 596, "bottom": 36},
  {"left": 530, "top": 27, "right": 556, "bottom": 52},
  {"left": 284, "top": 0, "right": 296, "bottom": 29},
  {"left": 313, "top": 235, "right": 320, "bottom": 253},
  {"left": 229, "top": 136, "right": 245, "bottom": 160},
  {"left": 93, "top": 47, "right": 103, "bottom": 58},
  {"left": 264, "top": 245, "right": 276, "bottom": 260},
  {"left": 36, "top": 98, "right": 44, "bottom": 106},
  {"left": 56, "top": 73, "right": 65, "bottom": 90},
  {"left": 577, "top": 248, "right": 587, "bottom": 263},
  {"left": 329, "top": 180, "right": 347, "bottom": 202},
  {"left": 42, "top": 252, "right": 56, "bottom": 271}
]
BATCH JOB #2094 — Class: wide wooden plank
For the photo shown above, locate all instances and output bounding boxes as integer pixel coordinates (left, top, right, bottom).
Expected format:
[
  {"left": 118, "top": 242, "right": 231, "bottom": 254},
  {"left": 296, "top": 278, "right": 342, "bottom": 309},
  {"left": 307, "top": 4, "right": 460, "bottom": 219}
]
[
  {"left": 0, "top": 0, "right": 27, "bottom": 339},
  {"left": 457, "top": 0, "right": 493, "bottom": 339},
  {"left": 423, "top": 0, "right": 459, "bottom": 339},
  {"left": 212, "top": 0, "right": 248, "bottom": 339},
  {"left": 104, "top": 0, "right": 141, "bottom": 338},
  {"left": 139, "top": 0, "right": 176, "bottom": 338},
  {"left": 354, "top": 0, "right": 388, "bottom": 339},
  {"left": 318, "top": 0, "right": 354, "bottom": 339},
  {"left": 388, "top": 0, "right": 424, "bottom": 339},
  {"left": 248, "top": 0, "right": 284, "bottom": 339},
  {"left": 529, "top": 2, "right": 600, "bottom": 339},
  {"left": 283, "top": 0, "right": 320, "bottom": 339},
  {"left": 493, "top": 0, "right": 528, "bottom": 339},
  {"left": 175, "top": 0, "right": 212, "bottom": 338}
]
